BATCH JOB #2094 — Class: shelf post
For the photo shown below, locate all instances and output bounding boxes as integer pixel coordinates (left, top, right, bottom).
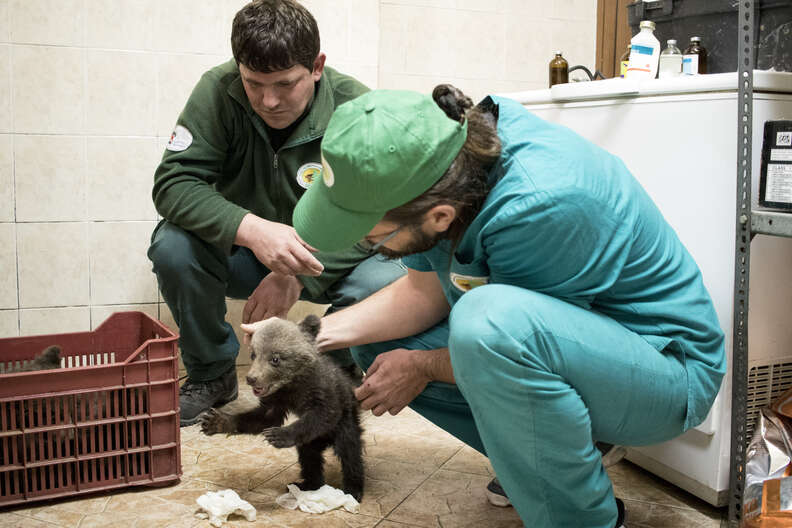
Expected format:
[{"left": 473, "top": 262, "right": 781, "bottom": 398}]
[{"left": 728, "top": 0, "right": 755, "bottom": 525}]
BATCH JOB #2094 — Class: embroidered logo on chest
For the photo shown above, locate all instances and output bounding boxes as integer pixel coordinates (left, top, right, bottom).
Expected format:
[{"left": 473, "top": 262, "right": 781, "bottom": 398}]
[{"left": 296, "top": 162, "right": 322, "bottom": 189}]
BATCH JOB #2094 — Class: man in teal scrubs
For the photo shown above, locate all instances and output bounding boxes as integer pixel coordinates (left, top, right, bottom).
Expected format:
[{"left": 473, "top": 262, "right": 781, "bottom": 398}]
[{"left": 260, "top": 87, "right": 725, "bottom": 527}]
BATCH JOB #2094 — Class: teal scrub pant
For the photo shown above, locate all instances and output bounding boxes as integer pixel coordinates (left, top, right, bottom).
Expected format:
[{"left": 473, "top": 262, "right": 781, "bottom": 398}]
[
  {"left": 352, "top": 284, "right": 688, "bottom": 528},
  {"left": 148, "top": 221, "right": 406, "bottom": 381}
]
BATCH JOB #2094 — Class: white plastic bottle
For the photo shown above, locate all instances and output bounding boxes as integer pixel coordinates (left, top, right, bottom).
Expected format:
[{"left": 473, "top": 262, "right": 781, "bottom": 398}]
[
  {"left": 658, "top": 39, "right": 683, "bottom": 78},
  {"left": 626, "top": 20, "right": 661, "bottom": 80}
]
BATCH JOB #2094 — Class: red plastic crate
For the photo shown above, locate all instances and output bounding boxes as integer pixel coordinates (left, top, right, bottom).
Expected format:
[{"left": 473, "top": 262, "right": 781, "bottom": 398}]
[{"left": 0, "top": 311, "right": 181, "bottom": 507}]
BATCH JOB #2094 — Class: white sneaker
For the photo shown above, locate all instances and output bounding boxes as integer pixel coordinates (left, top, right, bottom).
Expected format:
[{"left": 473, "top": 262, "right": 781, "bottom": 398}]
[
  {"left": 485, "top": 478, "right": 511, "bottom": 507},
  {"left": 597, "top": 442, "right": 628, "bottom": 468},
  {"left": 486, "top": 479, "right": 627, "bottom": 528}
]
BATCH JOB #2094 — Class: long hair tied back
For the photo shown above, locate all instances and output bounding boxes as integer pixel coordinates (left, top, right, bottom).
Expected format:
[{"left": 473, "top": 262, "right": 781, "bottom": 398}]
[{"left": 384, "top": 84, "right": 502, "bottom": 252}]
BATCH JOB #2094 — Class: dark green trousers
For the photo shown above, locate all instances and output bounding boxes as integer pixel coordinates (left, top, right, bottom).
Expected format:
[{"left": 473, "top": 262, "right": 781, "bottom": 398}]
[{"left": 148, "top": 221, "right": 405, "bottom": 381}]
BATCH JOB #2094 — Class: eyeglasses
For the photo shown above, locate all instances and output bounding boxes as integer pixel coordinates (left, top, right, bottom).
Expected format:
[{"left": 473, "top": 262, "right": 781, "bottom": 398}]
[{"left": 369, "top": 226, "right": 404, "bottom": 251}]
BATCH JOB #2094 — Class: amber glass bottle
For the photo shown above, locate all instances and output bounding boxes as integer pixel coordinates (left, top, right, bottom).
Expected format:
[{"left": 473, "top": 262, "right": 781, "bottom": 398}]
[
  {"left": 683, "top": 37, "right": 708, "bottom": 74},
  {"left": 549, "top": 51, "right": 569, "bottom": 87}
]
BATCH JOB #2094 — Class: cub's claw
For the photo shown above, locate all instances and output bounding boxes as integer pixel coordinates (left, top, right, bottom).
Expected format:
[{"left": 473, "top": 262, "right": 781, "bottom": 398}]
[
  {"left": 262, "top": 426, "right": 295, "bottom": 448},
  {"left": 200, "top": 408, "right": 234, "bottom": 435}
]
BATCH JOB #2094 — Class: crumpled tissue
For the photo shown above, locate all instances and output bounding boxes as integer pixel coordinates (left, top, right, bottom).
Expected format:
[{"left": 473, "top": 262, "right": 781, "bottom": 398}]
[
  {"left": 195, "top": 489, "right": 257, "bottom": 527},
  {"left": 276, "top": 484, "right": 360, "bottom": 514}
]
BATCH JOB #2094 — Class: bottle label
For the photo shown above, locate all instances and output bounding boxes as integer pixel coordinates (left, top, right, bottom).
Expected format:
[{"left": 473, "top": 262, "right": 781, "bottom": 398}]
[
  {"left": 683, "top": 54, "right": 699, "bottom": 75},
  {"left": 620, "top": 60, "right": 629, "bottom": 77},
  {"left": 632, "top": 45, "right": 654, "bottom": 56}
]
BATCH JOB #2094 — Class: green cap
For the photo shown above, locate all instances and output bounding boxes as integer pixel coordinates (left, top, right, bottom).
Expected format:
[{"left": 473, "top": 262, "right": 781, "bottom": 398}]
[{"left": 293, "top": 89, "right": 468, "bottom": 252}]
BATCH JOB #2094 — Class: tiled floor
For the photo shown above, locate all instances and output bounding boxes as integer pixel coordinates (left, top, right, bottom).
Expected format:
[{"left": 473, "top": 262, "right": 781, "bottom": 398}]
[{"left": 0, "top": 366, "right": 728, "bottom": 527}]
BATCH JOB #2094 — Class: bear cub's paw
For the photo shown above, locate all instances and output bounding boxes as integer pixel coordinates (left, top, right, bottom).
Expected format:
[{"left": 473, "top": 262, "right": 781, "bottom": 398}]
[
  {"left": 200, "top": 409, "right": 235, "bottom": 435},
  {"left": 262, "top": 426, "right": 295, "bottom": 448}
]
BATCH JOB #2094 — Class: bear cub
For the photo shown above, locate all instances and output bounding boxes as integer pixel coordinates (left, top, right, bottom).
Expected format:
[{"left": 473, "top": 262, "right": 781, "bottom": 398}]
[{"left": 201, "top": 315, "right": 364, "bottom": 501}]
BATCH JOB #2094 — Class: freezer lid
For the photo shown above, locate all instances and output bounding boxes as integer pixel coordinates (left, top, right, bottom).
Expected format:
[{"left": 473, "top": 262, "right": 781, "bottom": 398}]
[{"left": 503, "top": 70, "right": 792, "bottom": 105}]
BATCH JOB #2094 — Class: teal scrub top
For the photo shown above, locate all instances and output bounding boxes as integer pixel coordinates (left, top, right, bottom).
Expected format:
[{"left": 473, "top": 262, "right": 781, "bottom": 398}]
[{"left": 403, "top": 96, "right": 726, "bottom": 431}]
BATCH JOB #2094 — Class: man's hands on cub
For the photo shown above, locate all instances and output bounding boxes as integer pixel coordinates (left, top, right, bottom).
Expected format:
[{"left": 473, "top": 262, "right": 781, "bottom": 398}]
[
  {"left": 236, "top": 213, "right": 323, "bottom": 277},
  {"left": 354, "top": 348, "right": 431, "bottom": 417},
  {"left": 243, "top": 272, "right": 303, "bottom": 325}
]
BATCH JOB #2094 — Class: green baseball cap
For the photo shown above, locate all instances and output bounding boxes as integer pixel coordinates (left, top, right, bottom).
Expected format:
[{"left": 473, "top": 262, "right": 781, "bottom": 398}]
[{"left": 293, "top": 89, "right": 468, "bottom": 252}]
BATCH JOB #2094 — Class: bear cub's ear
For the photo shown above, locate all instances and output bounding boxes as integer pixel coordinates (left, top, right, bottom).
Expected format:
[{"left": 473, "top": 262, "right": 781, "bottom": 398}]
[{"left": 298, "top": 315, "right": 321, "bottom": 341}]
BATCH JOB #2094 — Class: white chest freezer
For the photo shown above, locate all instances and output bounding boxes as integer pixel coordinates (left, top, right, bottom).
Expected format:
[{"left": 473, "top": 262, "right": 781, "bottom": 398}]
[{"left": 501, "top": 72, "right": 792, "bottom": 506}]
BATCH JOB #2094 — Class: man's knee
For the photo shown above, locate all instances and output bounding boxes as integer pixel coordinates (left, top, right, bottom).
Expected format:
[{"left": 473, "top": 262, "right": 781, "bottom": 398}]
[
  {"left": 148, "top": 222, "right": 210, "bottom": 279},
  {"left": 448, "top": 285, "right": 542, "bottom": 381},
  {"left": 330, "top": 255, "right": 406, "bottom": 307}
]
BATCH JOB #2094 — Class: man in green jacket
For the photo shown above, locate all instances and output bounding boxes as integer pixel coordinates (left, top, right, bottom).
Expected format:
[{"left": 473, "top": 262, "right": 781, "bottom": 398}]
[{"left": 148, "top": 0, "right": 405, "bottom": 426}]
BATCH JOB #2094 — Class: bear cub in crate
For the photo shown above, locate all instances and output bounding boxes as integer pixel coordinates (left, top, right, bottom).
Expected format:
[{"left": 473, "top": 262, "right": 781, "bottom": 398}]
[{"left": 201, "top": 315, "right": 364, "bottom": 501}]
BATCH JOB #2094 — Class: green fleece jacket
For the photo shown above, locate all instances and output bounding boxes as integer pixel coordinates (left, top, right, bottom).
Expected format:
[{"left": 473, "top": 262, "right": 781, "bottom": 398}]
[{"left": 153, "top": 60, "right": 372, "bottom": 298}]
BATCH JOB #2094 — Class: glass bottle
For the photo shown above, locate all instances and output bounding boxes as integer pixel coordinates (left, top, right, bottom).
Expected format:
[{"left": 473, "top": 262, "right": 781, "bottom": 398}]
[
  {"left": 683, "top": 36, "right": 708, "bottom": 75},
  {"left": 619, "top": 44, "right": 631, "bottom": 78},
  {"left": 625, "top": 20, "right": 661, "bottom": 80},
  {"left": 549, "top": 51, "right": 568, "bottom": 87},
  {"left": 659, "top": 39, "right": 683, "bottom": 78}
]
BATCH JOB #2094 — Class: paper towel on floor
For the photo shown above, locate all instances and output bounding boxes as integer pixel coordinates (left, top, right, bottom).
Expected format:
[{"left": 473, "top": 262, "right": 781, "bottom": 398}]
[
  {"left": 276, "top": 484, "right": 360, "bottom": 514},
  {"left": 195, "top": 489, "right": 257, "bottom": 527}
]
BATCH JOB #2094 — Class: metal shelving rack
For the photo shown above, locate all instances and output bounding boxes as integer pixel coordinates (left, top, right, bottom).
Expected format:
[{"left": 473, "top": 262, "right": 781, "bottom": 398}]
[{"left": 728, "top": 1, "right": 792, "bottom": 525}]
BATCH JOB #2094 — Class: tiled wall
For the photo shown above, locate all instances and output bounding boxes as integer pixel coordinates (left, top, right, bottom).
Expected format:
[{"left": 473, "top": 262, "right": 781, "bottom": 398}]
[
  {"left": 379, "top": 0, "right": 597, "bottom": 101},
  {"left": 0, "top": 0, "right": 595, "bottom": 347}
]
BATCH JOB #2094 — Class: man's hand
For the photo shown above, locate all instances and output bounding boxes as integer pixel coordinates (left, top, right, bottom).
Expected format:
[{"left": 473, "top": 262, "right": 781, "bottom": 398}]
[
  {"left": 242, "top": 273, "right": 303, "bottom": 324},
  {"left": 354, "top": 348, "right": 431, "bottom": 416},
  {"left": 236, "top": 214, "right": 324, "bottom": 276}
]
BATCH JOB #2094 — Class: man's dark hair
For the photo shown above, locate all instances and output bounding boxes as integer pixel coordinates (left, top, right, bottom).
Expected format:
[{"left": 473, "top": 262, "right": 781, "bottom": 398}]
[
  {"left": 383, "top": 84, "right": 502, "bottom": 253},
  {"left": 231, "top": 0, "right": 320, "bottom": 73}
]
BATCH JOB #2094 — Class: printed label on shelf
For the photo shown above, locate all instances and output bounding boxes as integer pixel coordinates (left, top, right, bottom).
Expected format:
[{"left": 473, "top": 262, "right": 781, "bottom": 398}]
[
  {"left": 777, "top": 131, "right": 792, "bottom": 147},
  {"left": 771, "top": 149, "right": 792, "bottom": 162},
  {"left": 765, "top": 164, "right": 792, "bottom": 204}
]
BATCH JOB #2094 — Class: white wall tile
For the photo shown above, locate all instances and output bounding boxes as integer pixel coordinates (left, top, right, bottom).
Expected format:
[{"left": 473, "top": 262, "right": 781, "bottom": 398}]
[
  {"left": 19, "top": 306, "right": 90, "bottom": 336},
  {"left": 455, "top": 0, "right": 504, "bottom": 12},
  {"left": 12, "top": 46, "right": 84, "bottom": 134},
  {"left": 84, "top": 0, "right": 157, "bottom": 50},
  {"left": 378, "top": 72, "right": 446, "bottom": 94},
  {"left": 0, "top": 223, "right": 16, "bottom": 309},
  {"left": 378, "top": 5, "right": 408, "bottom": 75},
  {"left": 86, "top": 137, "right": 159, "bottom": 221},
  {"left": 380, "top": 0, "right": 455, "bottom": 8},
  {"left": 453, "top": 10, "right": 505, "bottom": 80},
  {"left": 553, "top": 18, "right": 597, "bottom": 71},
  {"left": 504, "top": 17, "right": 555, "bottom": 84},
  {"left": 86, "top": 51, "right": 157, "bottom": 136},
  {"left": 332, "top": 62, "right": 378, "bottom": 90},
  {"left": 346, "top": 0, "right": 379, "bottom": 66},
  {"left": 17, "top": 222, "right": 90, "bottom": 308},
  {"left": 0, "top": 134, "right": 12, "bottom": 222},
  {"left": 498, "top": 0, "right": 552, "bottom": 18},
  {"left": 0, "top": 309, "right": 17, "bottom": 337},
  {"left": 551, "top": 0, "right": 597, "bottom": 22},
  {"left": 304, "top": 0, "right": 350, "bottom": 61},
  {"left": 9, "top": 0, "right": 83, "bottom": 46},
  {"left": 15, "top": 135, "right": 86, "bottom": 222},
  {"left": 90, "top": 303, "right": 158, "bottom": 330},
  {"left": 0, "top": 0, "right": 9, "bottom": 43},
  {"left": 154, "top": 1, "right": 228, "bottom": 55},
  {"left": 402, "top": 7, "right": 457, "bottom": 77},
  {"left": 0, "top": 45, "right": 9, "bottom": 132},
  {"left": 89, "top": 221, "right": 159, "bottom": 305},
  {"left": 156, "top": 53, "right": 227, "bottom": 137}
]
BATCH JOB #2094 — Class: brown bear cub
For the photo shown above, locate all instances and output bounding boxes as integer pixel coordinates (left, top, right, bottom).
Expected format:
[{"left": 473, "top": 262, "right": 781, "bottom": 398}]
[{"left": 200, "top": 315, "right": 364, "bottom": 501}]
